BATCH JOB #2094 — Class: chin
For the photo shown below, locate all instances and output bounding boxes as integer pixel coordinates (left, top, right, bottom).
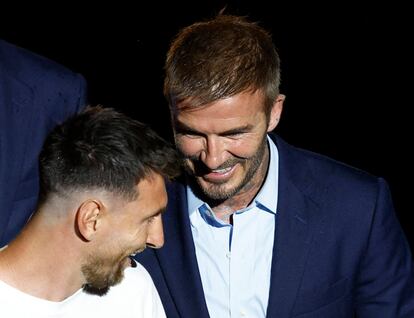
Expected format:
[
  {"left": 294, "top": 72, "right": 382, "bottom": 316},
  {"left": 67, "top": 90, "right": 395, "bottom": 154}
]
[{"left": 201, "top": 184, "right": 240, "bottom": 201}]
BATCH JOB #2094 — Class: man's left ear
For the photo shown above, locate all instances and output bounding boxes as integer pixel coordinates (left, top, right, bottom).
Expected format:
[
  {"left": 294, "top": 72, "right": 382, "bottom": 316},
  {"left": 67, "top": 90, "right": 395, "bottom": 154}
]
[
  {"left": 76, "top": 199, "right": 105, "bottom": 241},
  {"left": 267, "top": 94, "right": 285, "bottom": 132}
]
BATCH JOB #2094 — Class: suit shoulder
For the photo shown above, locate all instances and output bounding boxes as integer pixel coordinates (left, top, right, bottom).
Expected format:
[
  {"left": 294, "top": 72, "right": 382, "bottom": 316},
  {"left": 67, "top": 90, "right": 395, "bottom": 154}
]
[
  {"left": 273, "top": 135, "right": 382, "bottom": 197},
  {"left": 0, "top": 38, "right": 84, "bottom": 86},
  {"left": 300, "top": 147, "right": 377, "bottom": 183}
]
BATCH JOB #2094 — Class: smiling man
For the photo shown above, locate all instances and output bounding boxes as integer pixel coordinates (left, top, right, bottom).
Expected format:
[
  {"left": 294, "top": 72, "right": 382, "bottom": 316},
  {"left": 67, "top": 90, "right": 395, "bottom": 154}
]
[
  {"left": 0, "top": 106, "right": 179, "bottom": 317},
  {"left": 135, "top": 14, "right": 414, "bottom": 317}
]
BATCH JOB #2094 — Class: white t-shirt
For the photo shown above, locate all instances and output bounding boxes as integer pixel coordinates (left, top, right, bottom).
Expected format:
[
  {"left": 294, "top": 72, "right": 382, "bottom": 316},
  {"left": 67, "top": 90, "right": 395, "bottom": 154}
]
[{"left": 0, "top": 262, "right": 166, "bottom": 318}]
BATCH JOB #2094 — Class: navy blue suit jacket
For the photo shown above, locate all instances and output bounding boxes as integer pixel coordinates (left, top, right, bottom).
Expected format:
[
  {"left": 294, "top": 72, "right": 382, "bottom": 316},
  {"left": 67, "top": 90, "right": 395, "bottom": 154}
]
[
  {"left": 0, "top": 39, "right": 87, "bottom": 246},
  {"left": 136, "top": 134, "right": 414, "bottom": 317}
]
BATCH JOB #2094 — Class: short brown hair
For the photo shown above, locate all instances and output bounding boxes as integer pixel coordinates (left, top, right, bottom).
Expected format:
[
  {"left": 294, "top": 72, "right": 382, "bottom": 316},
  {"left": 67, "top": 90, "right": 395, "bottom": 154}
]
[{"left": 164, "top": 14, "right": 281, "bottom": 114}]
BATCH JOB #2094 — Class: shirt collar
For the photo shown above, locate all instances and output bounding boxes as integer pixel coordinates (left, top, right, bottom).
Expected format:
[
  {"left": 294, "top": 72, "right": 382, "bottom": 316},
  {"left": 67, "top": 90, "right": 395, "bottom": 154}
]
[{"left": 254, "top": 135, "right": 278, "bottom": 214}]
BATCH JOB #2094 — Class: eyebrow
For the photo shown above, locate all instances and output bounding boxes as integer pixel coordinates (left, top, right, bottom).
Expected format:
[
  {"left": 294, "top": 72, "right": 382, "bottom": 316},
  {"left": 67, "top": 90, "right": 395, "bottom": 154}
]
[{"left": 175, "top": 121, "right": 254, "bottom": 136}]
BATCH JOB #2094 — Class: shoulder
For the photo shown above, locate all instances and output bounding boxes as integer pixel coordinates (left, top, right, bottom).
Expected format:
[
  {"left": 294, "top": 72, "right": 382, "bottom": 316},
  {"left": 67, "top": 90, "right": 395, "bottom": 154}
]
[
  {"left": 0, "top": 39, "right": 87, "bottom": 121},
  {"left": 272, "top": 134, "right": 379, "bottom": 186},
  {"left": 270, "top": 134, "right": 387, "bottom": 210},
  {"left": 0, "top": 38, "right": 85, "bottom": 89}
]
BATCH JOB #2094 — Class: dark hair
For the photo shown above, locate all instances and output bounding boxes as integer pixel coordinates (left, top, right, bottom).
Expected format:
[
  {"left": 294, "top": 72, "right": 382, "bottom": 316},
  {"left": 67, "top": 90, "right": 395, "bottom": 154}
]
[
  {"left": 164, "top": 14, "right": 281, "bottom": 114},
  {"left": 39, "top": 106, "right": 180, "bottom": 203}
]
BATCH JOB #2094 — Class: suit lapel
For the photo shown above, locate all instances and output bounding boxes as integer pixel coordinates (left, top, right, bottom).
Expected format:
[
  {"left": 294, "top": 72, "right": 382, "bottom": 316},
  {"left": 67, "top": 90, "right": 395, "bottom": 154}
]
[
  {"left": 155, "top": 181, "right": 210, "bottom": 317},
  {"left": 152, "top": 136, "right": 323, "bottom": 318},
  {"left": 266, "top": 136, "right": 323, "bottom": 317}
]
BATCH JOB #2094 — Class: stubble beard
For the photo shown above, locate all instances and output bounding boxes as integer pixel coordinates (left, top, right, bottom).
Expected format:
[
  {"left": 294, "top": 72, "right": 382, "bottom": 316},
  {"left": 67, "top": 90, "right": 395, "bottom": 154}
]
[
  {"left": 81, "top": 253, "right": 126, "bottom": 296},
  {"left": 183, "top": 135, "right": 268, "bottom": 202}
]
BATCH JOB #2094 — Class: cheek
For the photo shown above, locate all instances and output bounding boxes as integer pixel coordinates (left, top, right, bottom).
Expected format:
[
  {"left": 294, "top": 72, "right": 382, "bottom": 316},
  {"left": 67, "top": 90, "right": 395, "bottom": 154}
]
[
  {"left": 175, "top": 136, "right": 203, "bottom": 157},
  {"left": 227, "top": 137, "right": 263, "bottom": 159},
  {"left": 117, "top": 222, "right": 145, "bottom": 247},
  {"left": 129, "top": 224, "right": 146, "bottom": 240}
]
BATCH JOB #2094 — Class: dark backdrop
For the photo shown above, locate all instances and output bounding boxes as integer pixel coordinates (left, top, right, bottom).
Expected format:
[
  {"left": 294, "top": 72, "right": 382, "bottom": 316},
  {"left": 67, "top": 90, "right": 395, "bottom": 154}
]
[{"left": 1, "top": 1, "right": 412, "bottom": 251}]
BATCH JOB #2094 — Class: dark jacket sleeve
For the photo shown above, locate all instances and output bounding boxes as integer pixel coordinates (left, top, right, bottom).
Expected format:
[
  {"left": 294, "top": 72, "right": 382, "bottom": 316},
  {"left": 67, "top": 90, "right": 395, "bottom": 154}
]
[{"left": 0, "top": 39, "right": 88, "bottom": 245}]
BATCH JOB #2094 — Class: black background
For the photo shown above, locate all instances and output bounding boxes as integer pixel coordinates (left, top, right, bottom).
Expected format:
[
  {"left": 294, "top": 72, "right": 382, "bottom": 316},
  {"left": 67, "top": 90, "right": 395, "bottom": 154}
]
[{"left": 1, "top": 1, "right": 412, "bottom": 251}]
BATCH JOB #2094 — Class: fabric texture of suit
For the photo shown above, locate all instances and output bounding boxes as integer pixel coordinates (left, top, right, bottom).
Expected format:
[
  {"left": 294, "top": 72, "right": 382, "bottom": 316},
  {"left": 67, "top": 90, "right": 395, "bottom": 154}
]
[
  {"left": 0, "top": 39, "right": 87, "bottom": 246},
  {"left": 135, "top": 134, "right": 414, "bottom": 317}
]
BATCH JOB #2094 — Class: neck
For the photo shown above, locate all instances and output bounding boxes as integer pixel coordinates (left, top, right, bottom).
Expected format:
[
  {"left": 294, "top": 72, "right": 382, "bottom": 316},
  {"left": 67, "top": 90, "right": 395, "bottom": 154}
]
[{"left": 0, "top": 213, "right": 84, "bottom": 302}]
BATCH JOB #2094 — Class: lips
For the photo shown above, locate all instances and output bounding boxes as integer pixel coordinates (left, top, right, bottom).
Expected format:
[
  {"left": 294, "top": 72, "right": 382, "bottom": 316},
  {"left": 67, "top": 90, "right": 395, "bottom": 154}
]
[
  {"left": 127, "top": 248, "right": 144, "bottom": 268},
  {"left": 211, "top": 166, "right": 233, "bottom": 174},
  {"left": 129, "top": 248, "right": 144, "bottom": 258},
  {"left": 203, "top": 165, "right": 236, "bottom": 183}
]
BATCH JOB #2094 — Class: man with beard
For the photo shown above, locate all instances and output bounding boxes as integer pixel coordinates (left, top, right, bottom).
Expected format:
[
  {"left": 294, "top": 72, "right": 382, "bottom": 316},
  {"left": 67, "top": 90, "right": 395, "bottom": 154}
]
[
  {"left": 0, "top": 106, "right": 179, "bottom": 317},
  {"left": 135, "top": 14, "right": 414, "bottom": 317}
]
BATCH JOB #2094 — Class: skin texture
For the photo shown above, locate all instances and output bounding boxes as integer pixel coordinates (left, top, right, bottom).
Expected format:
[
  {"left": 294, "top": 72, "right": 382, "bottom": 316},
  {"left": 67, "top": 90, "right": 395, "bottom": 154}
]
[
  {"left": 173, "top": 89, "right": 284, "bottom": 221},
  {"left": 0, "top": 172, "right": 168, "bottom": 300},
  {"left": 81, "top": 173, "right": 167, "bottom": 295}
]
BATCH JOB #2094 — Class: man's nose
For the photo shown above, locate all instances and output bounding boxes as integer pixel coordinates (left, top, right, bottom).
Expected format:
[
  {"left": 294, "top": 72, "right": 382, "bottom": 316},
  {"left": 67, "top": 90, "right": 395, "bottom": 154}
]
[
  {"left": 146, "top": 215, "right": 164, "bottom": 249},
  {"left": 200, "top": 136, "right": 226, "bottom": 170}
]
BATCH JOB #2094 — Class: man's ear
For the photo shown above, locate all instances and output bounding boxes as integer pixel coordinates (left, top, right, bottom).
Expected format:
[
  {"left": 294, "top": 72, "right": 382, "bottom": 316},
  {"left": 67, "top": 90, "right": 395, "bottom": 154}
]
[
  {"left": 267, "top": 94, "right": 285, "bottom": 132},
  {"left": 76, "top": 199, "right": 104, "bottom": 241}
]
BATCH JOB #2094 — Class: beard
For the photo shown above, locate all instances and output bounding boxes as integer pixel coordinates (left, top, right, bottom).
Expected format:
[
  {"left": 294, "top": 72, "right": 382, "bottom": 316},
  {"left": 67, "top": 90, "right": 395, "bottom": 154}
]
[
  {"left": 183, "top": 135, "right": 268, "bottom": 202},
  {"left": 81, "top": 253, "right": 128, "bottom": 296}
]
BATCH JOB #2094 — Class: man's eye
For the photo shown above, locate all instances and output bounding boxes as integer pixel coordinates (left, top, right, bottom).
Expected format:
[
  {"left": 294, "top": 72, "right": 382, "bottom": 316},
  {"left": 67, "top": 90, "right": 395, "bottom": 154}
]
[{"left": 225, "top": 132, "right": 243, "bottom": 137}]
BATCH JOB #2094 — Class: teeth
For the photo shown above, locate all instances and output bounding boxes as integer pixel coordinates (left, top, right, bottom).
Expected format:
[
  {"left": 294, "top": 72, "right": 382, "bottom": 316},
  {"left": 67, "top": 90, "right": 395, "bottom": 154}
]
[
  {"left": 130, "top": 248, "right": 144, "bottom": 257},
  {"left": 130, "top": 250, "right": 139, "bottom": 257},
  {"left": 212, "top": 166, "right": 232, "bottom": 173}
]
